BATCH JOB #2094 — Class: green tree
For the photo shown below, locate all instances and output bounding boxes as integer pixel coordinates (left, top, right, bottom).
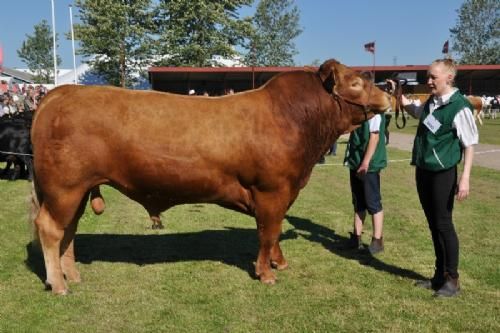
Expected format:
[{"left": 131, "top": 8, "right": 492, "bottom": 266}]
[
  {"left": 17, "top": 20, "right": 61, "bottom": 84},
  {"left": 154, "top": 0, "right": 254, "bottom": 67},
  {"left": 450, "top": 0, "right": 499, "bottom": 64},
  {"left": 74, "top": 0, "right": 155, "bottom": 87},
  {"left": 246, "top": 0, "right": 302, "bottom": 66}
]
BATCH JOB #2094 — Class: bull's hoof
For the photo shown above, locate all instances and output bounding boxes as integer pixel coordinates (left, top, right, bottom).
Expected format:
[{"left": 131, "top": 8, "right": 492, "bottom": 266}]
[
  {"left": 259, "top": 275, "right": 277, "bottom": 285},
  {"left": 271, "top": 260, "right": 289, "bottom": 271},
  {"left": 257, "top": 271, "right": 277, "bottom": 285},
  {"left": 53, "top": 289, "right": 70, "bottom": 296},
  {"left": 44, "top": 280, "right": 70, "bottom": 295},
  {"left": 64, "top": 271, "right": 81, "bottom": 283},
  {"left": 152, "top": 224, "right": 164, "bottom": 230}
]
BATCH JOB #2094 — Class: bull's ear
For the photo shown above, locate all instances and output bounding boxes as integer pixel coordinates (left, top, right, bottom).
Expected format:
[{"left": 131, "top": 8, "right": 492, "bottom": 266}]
[
  {"left": 318, "top": 60, "right": 336, "bottom": 93},
  {"left": 318, "top": 62, "right": 332, "bottom": 82}
]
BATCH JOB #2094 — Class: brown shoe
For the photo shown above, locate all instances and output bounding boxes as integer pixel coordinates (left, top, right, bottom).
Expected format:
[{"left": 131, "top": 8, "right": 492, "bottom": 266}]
[
  {"left": 434, "top": 276, "right": 460, "bottom": 297},
  {"left": 368, "top": 237, "right": 384, "bottom": 255}
]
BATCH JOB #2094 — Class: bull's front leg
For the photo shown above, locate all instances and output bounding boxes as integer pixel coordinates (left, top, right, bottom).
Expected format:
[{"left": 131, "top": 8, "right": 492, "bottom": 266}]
[
  {"left": 271, "top": 242, "right": 288, "bottom": 271},
  {"left": 254, "top": 191, "right": 289, "bottom": 284}
]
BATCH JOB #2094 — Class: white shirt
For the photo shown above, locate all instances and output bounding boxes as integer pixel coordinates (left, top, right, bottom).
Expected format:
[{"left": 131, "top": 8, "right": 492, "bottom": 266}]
[
  {"left": 405, "top": 89, "right": 478, "bottom": 147},
  {"left": 368, "top": 114, "right": 382, "bottom": 133}
]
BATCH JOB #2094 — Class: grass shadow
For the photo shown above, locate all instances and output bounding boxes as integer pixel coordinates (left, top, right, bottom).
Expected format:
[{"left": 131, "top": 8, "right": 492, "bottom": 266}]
[
  {"left": 25, "top": 227, "right": 299, "bottom": 282},
  {"left": 285, "top": 215, "right": 426, "bottom": 281}
]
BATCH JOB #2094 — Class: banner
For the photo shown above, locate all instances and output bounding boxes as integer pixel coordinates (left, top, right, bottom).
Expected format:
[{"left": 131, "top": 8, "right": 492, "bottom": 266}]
[{"left": 442, "top": 40, "right": 449, "bottom": 54}]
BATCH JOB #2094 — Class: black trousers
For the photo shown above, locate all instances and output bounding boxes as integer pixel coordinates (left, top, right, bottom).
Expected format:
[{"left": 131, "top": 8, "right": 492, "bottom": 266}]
[{"left": 416, "top": 166, "right": 459, "bottom": 279}]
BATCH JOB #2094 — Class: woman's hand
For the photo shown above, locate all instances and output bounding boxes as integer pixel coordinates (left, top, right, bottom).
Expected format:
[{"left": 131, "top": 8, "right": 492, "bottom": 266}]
[{"left": 456, "top": 176, "right": 470, "bottom": 201}]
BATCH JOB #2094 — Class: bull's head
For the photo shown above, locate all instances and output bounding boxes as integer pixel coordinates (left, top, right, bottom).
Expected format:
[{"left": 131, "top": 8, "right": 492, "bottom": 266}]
[{"left": 318, "top": 59, "right": 391, "bottom": 124}]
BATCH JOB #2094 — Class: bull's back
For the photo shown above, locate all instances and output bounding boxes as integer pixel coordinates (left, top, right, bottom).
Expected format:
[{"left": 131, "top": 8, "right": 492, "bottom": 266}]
[
  {"left": 32, "top": 85, "right": 296, "bottom": 196},
  {"left": 35, "top": 85, "right": 271, "bottom": 151}
]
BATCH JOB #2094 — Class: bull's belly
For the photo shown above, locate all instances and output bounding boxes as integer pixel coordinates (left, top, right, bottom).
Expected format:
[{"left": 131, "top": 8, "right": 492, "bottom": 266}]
[{"left": 110, "top": 169, "right": 255, "bottom": 214}]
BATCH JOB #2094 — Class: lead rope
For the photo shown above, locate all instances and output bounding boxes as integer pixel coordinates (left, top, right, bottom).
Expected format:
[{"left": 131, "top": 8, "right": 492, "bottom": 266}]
[{"left": 0, "top": 150, "right": 33, "bottom": 157}]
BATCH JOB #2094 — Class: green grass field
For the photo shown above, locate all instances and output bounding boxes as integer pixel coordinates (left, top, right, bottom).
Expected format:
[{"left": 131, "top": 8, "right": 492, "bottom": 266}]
[{"left": 0, "top": 146, "right": 499, "bottom": 333}]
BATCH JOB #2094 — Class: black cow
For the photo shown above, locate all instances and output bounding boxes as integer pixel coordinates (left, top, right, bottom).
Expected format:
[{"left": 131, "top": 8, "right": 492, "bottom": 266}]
[{"left": 0, "top": 113, "right": 33, "bottom": 180}]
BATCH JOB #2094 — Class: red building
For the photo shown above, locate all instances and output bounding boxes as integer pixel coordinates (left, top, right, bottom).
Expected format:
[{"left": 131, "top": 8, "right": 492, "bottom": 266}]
[{"left": 148, "top": 64, "right": 500, "bottom": 96}]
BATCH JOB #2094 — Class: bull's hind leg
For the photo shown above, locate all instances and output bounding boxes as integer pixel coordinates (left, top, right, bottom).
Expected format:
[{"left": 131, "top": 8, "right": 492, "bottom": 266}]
[
  {"left": 60, "top": 197, "right": 87, "bottom": 283},
  {"left": 36, "top": 192, "right": 87, "bottom": 295},
  {"left": 60, "top": 221, "right": 80, "bottom": 283},
  {"left": 150, "top": 215, "right": 164, "bottom": 229},
  {"left": 146, "top": 206, "right": 164, "bottom": 229},
  {"left": 36, "top": 204, "right": 67, "bottom": 294},
  {"left": 254, "top": 191, "right": 290, "bottom": 284}
]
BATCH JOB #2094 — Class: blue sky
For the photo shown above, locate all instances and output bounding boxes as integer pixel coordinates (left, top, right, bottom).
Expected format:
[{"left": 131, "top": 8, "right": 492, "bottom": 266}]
[{"left": 0, "top": 0, "right": 465, "bottom": 69}]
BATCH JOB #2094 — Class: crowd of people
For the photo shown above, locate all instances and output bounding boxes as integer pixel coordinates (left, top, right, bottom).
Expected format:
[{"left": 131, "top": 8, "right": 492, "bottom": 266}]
[{"left": 0, "top": 80, "right": 49, "bottom": 117}]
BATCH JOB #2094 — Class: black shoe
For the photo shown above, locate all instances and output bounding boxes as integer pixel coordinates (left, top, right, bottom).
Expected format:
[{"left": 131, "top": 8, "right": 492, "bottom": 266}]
[
  {"left": 415, "top": 278, "right": 445, "bottom": 291},
  {"left": 415, "top": 271, "right": 446, "bottom": 290},
  {"left": 434, "top": 276, "right": 460, "bottom": 297},
  {"left": 368, "top": 237, "right": 384, "bottom": 255},
  {"left": 347, "top": 232, "right": 363, "bottom": 250}
]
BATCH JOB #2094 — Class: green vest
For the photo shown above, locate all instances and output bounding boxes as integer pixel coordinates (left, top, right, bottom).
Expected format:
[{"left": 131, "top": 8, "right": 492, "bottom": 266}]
[
  {"left": 344, "top": 114, "right": 387, "bottom": 172},
  {"left": 411, "top": 90, "right": 471, "bottom": 171}
]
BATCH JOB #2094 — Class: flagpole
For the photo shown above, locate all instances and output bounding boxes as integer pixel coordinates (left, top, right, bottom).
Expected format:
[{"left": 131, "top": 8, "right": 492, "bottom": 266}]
[
  {"left": 69, "top": 5, "right": 78, "bottom": 84},
  {"left": 364, "top": 41, "right": 376, "bottom": 82},
  {"left": 51, "top": 0, "right": 58, "bottom": 86},
  {"left": 372, "top": 41, "right": 376, "bottom": 82}
]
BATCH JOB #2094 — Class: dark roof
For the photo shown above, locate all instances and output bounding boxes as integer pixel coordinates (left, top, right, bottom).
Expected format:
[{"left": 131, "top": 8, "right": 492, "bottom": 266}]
[
  {"left": 148, "top": 66, "right": 302, "bottom": 94},
  {"left": 0, "top": 67, "right": 35, "bottom": 83},
  {"left": 148, "top": 64, "right": 500, "bottom": 96}
]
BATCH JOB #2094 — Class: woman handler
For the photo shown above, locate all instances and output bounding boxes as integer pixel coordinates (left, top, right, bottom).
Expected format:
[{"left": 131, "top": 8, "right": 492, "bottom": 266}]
[{"left": 392, "top": 58, "right": 478, "bottom": 297}]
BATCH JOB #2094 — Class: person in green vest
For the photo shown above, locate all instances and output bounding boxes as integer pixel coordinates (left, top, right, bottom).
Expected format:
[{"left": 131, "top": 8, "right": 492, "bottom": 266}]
[
  {"left": 391, "top": 58, "right": 478, "bottom": 298},
  {"left": 344, "top": 112, "right": 387, "bottom": 255}
]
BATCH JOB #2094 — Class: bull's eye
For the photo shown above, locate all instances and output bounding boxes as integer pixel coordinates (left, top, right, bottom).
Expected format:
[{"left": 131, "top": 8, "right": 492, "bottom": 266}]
[{"left": 351, "top": 77, "right": 364, "bottom": 89}]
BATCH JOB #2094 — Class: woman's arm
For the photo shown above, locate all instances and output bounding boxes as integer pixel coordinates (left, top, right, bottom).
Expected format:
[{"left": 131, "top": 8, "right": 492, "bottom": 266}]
[{"left": 457, "top": 145, "right": 473, "bottom": 201}]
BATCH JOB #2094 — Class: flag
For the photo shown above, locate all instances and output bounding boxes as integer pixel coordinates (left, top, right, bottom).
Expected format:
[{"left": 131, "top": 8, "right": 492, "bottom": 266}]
[
  {"left": 364, "top": 41, "right": 375, "bottom": 53},
  {"left": 442, "top": 40, "right": 449, "bottom": 54}
]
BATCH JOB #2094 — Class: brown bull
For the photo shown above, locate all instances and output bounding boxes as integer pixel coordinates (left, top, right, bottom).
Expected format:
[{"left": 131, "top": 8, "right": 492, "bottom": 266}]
[{"left": 30, "top": 59, "right": 391, "bottom": 294}]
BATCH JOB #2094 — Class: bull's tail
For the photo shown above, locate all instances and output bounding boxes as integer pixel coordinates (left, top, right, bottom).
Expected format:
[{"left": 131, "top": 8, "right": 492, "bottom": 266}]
[{"left": 29, "top": 176, "right": 42, "bottom": 245}]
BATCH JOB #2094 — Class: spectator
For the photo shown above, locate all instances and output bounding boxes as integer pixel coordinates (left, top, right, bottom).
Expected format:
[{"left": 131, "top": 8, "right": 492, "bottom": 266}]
[
  {"left": 24, "top": 88, "right": 37, "bottom": 112},
  {"left": 490, "top": 95, "right": 499, "bottom": 119},
  {"left": 0, "top": 95, "right": 6, "bottom": 117},
  {"left": 0, "top": 80, "right": 8, "bottom": 94},
  {"left": 327, "top": 141, "right": 337, "bottom": 156}
]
